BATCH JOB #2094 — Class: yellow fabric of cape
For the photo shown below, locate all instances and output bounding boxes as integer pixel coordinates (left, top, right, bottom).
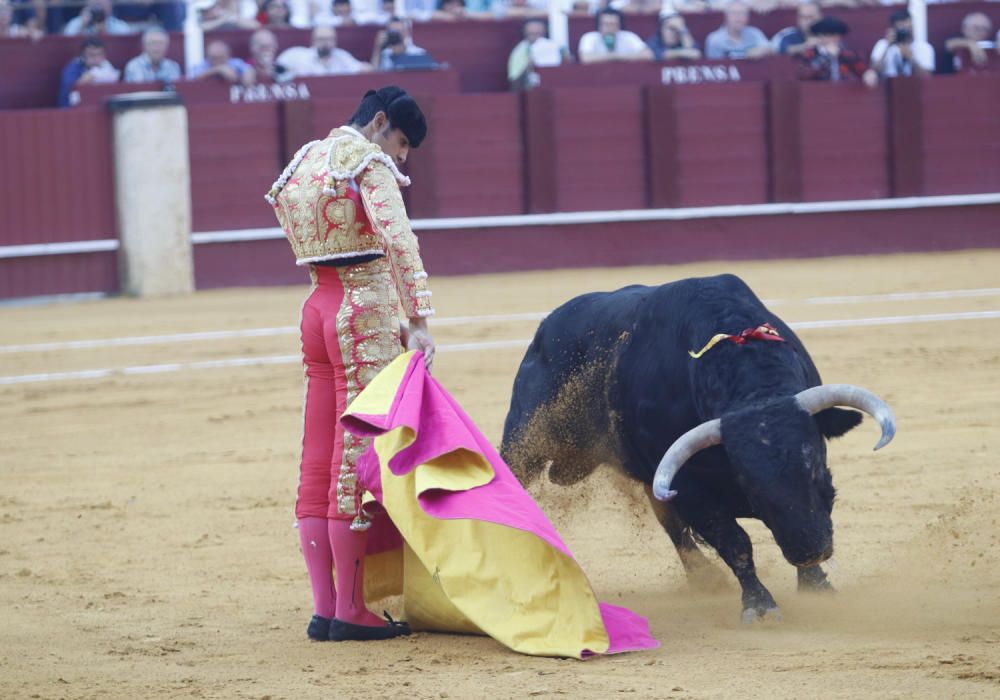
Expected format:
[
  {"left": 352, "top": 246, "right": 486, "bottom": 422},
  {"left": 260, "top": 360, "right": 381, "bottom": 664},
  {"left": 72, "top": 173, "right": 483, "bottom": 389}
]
[{"left": 344, "top": 352, "right": 612, "bottom": 658}]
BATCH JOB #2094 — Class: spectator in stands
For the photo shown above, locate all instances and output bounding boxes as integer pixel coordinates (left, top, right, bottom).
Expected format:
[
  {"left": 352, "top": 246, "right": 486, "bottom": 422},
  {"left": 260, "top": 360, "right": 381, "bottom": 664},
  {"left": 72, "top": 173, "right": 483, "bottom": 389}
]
[
  {"left": 870, "top": 9, "right": 934, "bottom": 79},
  {"left": 796, "top": 17, "right": 878, "bottom": 87},
  {"left": 647, "top": 13, "right": 702, "bottom": 61},
  {"left": 262, "top": 0, "right": 293, "bottom": 27},
  {"left": 499, "top": 0, "right": 548, "bottom": 19},
  {"left": 316, "top": 0, "right": 389, "bottom": 26},
  {"left": 277, "top": 25, "right": 374, "bottom": 77},
  {"left": 249, "top": 28, "right": 293, "bottom": 83},
  {"left": 771, "top": 1, "right": 822, "bottom": 56},
  {"left": 59, "top": 37, "right": 120, "bottom": 107},
  {"left": 200, "top": 0, "right": 260, "bottom": 31},
  {"left": 371, "top": 17, "right": 428, "bottom": 70},
  {"left": 508, "top": 18, "right": 570, "bottom": 89},
  {"left": 3, "top": 0, "right": 44, "bottom": 36},
  {"left": 190, "top": 39, "right": 256, "bottom": 84},
  {"left": 115, "top": 0, "right": 185, "bottom": 32},
  {"left": 434, "top": 0, "right": 469, "bottom": 21},
  {"left": 0, "top": 0, "right": 34, "bottom": 37},
  {"left": 940, "top": 12, "right": 994, "bottom": 73},
  {"left": 705, "top": 2, "right": 773, "bottom": 60},
  {"left": 63, "top": 0, "right": 132, "bottom": 35},
  {"left": 578, "top": 8, "right": 654, "bottom": 63},
  {"left": 123, "top": 27, "right": 182, "bottom": 83}
]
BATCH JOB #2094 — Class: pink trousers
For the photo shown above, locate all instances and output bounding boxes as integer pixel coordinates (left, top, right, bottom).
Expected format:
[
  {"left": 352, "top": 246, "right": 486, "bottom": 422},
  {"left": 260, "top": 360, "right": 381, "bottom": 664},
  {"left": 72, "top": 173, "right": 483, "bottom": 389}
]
[{"left": 295, "top": 260, "right": 401, "bottom": 521}]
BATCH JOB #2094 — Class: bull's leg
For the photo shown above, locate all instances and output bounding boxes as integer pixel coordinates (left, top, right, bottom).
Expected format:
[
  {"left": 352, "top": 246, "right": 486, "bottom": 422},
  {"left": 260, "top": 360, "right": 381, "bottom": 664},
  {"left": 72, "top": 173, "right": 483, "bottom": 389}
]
[
  {"left": 642, "top": 485, "right": 728, "bottom": 592},
  {"left": 691, "top": 516, "right": 781, "bottom": 624},
  {"left": 797, "top": 564, "right": 834, "bottom": 593}
]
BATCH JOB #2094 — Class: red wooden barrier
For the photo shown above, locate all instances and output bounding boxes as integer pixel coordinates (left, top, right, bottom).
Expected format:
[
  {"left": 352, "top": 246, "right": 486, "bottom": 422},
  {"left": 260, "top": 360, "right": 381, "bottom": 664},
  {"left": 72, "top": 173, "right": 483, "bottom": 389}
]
[
  {"left": 76, "top": 67, "right": 461, "bottom": 107},
  {"left": 0, "top": 32, "right": 185, "bottom": 109},
  {"left": 0, "top": 252, "right": 118, "bottom": 299},
  {"left": 524, "top": 86, "right": 647, "bottom": 213},
  {"left": 405, "top": 92, "right": 524, "bottom": 218},
  {"left": 187, "top": 102, "right": 284, "bottom": 232},
  {"left": 770, "top": 81, "right": 889, "bottom": 202},
  {"left": 0, "top": 107, "right": 115, "bottom": 245},
  {"left": 646, "top": 83, "right": 769, "bottom": 207},
  {"left": 915, "top": 74, "right": 1000, "bottom": 196}
]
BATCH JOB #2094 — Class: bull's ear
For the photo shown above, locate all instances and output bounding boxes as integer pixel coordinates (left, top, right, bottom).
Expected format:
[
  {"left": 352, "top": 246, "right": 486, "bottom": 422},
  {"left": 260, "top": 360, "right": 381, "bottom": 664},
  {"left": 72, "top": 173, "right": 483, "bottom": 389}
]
[{"left": 814, "top": 408, "right": 863, "bottom": 439}]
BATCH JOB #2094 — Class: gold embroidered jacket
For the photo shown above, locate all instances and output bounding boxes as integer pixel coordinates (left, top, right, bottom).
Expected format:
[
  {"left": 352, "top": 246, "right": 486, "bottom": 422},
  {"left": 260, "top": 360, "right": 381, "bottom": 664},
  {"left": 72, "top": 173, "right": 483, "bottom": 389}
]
[{"left": 267, "top": 126, "right": 434, "bottom": 318}]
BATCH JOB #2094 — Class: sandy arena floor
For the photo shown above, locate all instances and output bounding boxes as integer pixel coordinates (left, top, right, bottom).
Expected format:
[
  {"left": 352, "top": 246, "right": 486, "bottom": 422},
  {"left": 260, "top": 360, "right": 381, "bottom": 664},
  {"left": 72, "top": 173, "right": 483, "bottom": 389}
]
[{"left": 2, "top": 250, "right": 999, "bottom": 699}]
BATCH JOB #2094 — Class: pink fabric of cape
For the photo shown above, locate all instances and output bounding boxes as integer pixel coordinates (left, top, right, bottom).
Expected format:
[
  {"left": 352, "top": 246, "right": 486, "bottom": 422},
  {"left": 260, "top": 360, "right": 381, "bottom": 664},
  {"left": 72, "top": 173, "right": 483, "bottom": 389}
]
[{"left": 342, "top": 351, "right": 658, "bottom": 657}]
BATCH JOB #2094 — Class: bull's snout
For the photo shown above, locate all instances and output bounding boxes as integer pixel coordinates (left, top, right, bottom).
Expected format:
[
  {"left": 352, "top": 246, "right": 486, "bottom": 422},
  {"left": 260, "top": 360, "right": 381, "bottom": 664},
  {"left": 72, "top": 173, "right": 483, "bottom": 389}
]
[{"left": 791, "top": 543, "right": 834, "bottom": 569}]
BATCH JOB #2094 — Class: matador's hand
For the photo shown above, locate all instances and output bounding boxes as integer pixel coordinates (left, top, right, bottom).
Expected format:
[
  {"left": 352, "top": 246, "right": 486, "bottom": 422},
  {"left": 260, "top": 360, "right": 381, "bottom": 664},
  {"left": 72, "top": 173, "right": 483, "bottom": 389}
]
[{"left": 406, "top": 318, "right": 435, "bottom": 372}]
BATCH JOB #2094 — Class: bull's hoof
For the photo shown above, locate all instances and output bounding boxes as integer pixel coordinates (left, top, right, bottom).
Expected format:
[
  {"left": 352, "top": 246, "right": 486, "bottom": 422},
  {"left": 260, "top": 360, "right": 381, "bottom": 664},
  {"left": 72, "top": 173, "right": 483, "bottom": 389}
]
[{"left": 741, "top": 606, "right": 783, "bottom": 625}]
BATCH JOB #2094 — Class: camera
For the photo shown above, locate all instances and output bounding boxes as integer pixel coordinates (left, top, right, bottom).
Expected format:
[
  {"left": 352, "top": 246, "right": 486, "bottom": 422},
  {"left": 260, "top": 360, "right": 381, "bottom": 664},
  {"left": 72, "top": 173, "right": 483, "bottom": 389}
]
[
  {"left": 894, "top": 28, "right": 912, "bottom": 43},
  {"left": 383, "top": 30, "right": 404, "bottom": 50},
  {"left": 90, "top": 7, "right": 106, "bottom": 24}
]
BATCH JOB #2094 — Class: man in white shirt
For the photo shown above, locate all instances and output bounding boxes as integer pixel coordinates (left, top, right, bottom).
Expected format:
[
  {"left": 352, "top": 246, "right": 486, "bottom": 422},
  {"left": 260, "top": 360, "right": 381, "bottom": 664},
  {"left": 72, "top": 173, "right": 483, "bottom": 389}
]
[
  {"left": 277, "top": 25, "right": 374, "bottom": 77},
  {"left": 578, "top": 8, "right": 654, "bottom": 63},
  {"left": 870, "top": 9, "right": 934, "bottom": 78}
]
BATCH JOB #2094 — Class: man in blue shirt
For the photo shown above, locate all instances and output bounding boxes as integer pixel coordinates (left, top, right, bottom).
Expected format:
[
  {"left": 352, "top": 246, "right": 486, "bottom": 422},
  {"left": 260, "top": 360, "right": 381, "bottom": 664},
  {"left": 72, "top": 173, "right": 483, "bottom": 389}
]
[
  {"left": 189, "top": 39, "right": 255, "bottom": 85},
  {"left": 59, "top": 38, "right": 121, "bottom": 107},
  {"left": 124, "top": 28, "right": 183, "bottom": 83},
  {"left": 705, "top": 1, "right": 773, "bottom": 60}
]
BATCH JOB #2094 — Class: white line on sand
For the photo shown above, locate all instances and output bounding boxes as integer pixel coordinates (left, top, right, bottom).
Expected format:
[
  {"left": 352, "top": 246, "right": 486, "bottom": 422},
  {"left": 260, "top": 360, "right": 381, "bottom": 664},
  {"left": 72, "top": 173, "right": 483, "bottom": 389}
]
[
  {"left": 2, "top": 310, "right": 998, "bottom": 386},
  {"left": 3, "top": 288, "right": 999, "bottom": 355}
]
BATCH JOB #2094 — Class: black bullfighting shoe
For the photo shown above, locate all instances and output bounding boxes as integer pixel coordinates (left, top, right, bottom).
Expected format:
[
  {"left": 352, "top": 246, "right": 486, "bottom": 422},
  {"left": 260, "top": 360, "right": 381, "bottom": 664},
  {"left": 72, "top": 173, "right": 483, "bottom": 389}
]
[
  {"left": 306, "top": 615, "right": 332, "bottom": 641},
  {"left": 329, "top": 612, "right": 412, "bottom": 642}
]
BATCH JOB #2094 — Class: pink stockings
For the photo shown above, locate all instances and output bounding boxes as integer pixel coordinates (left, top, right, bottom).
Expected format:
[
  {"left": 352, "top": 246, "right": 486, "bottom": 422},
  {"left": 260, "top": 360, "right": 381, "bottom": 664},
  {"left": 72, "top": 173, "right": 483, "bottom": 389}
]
[
  {"left": 298, "top": 517, "right": 335, "bottom": 619},
  {"left": 295, "top": 264, "right": 400, "bottom": 628},
  {"left": 297, "top": 517, "right": 383, "bottom": 626}
]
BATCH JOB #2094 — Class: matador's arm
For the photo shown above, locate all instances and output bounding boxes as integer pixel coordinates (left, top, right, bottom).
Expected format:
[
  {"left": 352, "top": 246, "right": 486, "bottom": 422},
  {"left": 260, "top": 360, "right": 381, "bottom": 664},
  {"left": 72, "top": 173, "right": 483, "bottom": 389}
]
[{"left": 358, "top": 161, "right": 434, "bottom": 319}]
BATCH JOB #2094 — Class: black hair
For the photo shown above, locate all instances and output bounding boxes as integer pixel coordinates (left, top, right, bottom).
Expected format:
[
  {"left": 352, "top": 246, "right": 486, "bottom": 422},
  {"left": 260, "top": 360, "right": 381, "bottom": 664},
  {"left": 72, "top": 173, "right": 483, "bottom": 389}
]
[
  {"left": 333, "top": 0, "right": 351, "bottom": 6},
  {"left": 264, "top": 0, "right": 289, "bottom": 15},
  {"left": 349, "top": 86, "right": 427, "bottom": 148},
  {"left": 596, "top": 8, "right": 625, "bottom": 31},
  {"left": 522, "top": 17, "right": 547, "bottom": 36},
  {"left": 889, "top": 9, "right": 910, "bottom": 25},
  {"left": 80, "top": 37, "right": 105, "bottom": 54}
]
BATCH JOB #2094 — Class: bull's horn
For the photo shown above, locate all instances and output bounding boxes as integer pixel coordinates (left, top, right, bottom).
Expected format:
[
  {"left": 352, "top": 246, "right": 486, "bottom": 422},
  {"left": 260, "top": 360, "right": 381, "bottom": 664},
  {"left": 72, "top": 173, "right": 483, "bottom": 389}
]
[
  {"left": 652, "top": 419, "right": 721, "bottom": 501},
  {"left": 794, "top": 384, "right": 896, "bottom": 451}
]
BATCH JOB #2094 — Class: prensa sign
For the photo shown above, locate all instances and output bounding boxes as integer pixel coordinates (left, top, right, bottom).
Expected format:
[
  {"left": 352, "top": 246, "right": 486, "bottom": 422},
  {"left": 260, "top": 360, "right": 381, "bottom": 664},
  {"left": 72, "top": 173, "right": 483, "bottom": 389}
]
[
  {"left": 230, "top": 82, "right": 312, "bottom": 103},
  {"left": 661, "top": 65, "right": 742, "bottom": 85}
]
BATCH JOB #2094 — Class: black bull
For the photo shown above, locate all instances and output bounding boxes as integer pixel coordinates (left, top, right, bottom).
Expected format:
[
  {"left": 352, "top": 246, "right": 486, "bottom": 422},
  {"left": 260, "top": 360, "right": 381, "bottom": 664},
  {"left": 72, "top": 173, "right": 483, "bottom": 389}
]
[{"left": 500, "top": 274, "right": 896, "bottom": 623}]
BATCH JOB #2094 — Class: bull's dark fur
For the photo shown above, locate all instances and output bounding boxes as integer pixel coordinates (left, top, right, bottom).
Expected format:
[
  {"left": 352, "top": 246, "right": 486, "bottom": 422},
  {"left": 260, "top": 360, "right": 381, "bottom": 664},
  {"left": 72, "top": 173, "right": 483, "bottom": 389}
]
[{"left": 501, "top": 274, "right": 863, "bottom": 621}]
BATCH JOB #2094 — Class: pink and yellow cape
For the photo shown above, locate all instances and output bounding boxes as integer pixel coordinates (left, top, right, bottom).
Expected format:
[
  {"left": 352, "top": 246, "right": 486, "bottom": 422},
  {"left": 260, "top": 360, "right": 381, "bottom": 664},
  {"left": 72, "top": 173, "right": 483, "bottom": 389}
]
[{"left": 340, "top": 350, "right": 659, "bottom": 659}]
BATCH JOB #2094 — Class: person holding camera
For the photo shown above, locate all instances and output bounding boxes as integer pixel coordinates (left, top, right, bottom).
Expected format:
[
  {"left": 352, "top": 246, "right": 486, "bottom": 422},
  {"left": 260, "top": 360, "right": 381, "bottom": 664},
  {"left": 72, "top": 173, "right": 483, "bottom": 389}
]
[
  {"left": 870, "top": 9, "right": 934, "bottom": 79},
  {"left": 63, "top": 0, "right": 132, "bottom": 35},
  {"left": 371, "top": 17, "right": 430, "bottom": 71},
  {"left": 647, "top": 12, "right": 701, "bottom": 62}
]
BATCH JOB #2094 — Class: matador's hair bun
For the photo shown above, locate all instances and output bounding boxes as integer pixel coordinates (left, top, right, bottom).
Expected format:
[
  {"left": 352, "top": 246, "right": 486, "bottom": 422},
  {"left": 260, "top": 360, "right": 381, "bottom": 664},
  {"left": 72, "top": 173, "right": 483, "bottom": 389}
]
[{"left": 350, "top": 86, "right": 428, "bottom": 148}]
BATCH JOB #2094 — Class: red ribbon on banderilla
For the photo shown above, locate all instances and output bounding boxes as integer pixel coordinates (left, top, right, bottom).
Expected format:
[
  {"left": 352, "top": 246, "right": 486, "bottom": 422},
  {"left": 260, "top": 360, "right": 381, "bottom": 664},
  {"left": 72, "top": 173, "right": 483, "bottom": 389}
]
[{"left": 688, "top": 323, "right": 786, "bottom": 359}]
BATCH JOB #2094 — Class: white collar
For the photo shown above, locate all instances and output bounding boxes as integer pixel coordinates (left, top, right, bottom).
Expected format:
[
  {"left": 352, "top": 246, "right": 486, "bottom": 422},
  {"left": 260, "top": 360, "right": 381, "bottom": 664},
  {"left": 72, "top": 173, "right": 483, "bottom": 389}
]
[{"left": 339, "top": 125, "right": 365, "bottom": 139}]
